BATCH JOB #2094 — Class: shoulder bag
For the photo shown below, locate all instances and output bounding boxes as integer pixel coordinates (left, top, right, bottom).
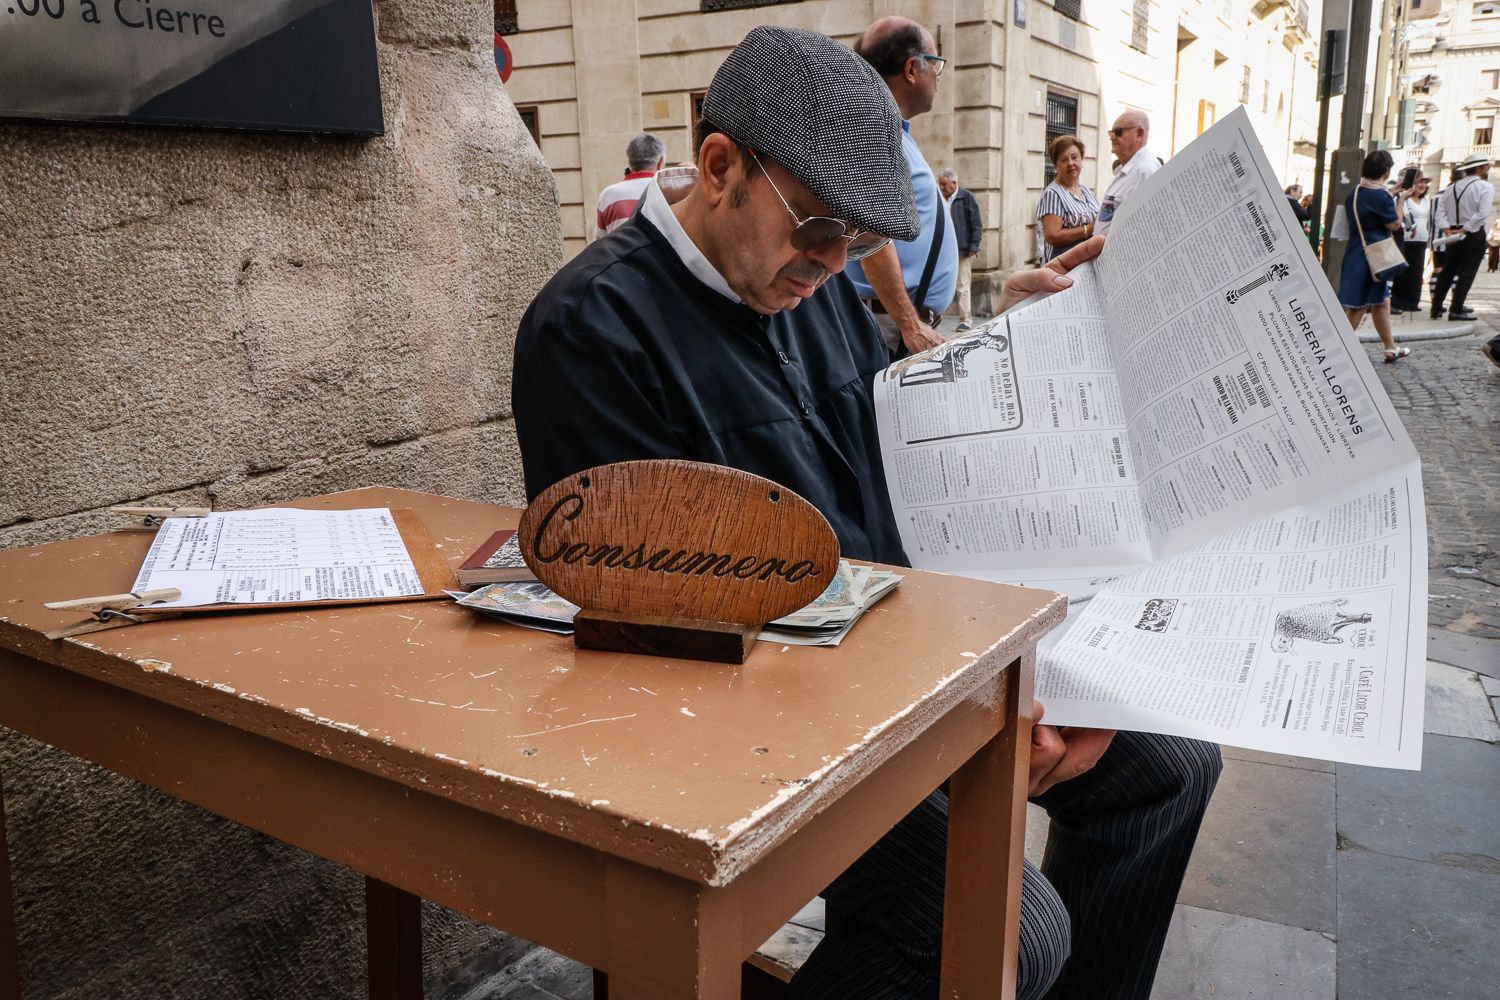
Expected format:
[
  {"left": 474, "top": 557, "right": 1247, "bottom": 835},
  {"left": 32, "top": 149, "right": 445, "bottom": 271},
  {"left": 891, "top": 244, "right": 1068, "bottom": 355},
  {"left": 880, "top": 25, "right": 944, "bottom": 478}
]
[{"left": 1353, "top": 189, "right": 1407, "bottom": 281}]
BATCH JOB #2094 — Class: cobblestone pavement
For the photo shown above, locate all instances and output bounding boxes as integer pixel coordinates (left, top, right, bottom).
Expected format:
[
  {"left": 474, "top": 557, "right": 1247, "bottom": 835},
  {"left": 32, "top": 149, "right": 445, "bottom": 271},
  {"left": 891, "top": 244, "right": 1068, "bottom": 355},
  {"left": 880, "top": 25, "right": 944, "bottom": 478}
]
[{"left": 1377, "top": 266, "right": 1500, "bottom": 639}]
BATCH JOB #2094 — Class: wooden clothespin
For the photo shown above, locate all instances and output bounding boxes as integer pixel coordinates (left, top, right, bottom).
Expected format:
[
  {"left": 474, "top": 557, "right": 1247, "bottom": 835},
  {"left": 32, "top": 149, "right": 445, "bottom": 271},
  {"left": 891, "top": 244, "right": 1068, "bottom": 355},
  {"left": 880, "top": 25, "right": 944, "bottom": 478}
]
[
  {"left": 43, "top": 588, "right": 183, "bottom": 640},
  {"left": 110, "top": 505, "right": 210, "bottom": 532}
]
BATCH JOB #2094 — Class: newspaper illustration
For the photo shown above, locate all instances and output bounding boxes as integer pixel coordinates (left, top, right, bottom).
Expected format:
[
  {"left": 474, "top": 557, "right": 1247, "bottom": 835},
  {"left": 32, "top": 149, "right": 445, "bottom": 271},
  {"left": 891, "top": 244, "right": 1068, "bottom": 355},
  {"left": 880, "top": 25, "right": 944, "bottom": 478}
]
[{"left": 873, "top": 108, "right": 1426, "bottom": 768}]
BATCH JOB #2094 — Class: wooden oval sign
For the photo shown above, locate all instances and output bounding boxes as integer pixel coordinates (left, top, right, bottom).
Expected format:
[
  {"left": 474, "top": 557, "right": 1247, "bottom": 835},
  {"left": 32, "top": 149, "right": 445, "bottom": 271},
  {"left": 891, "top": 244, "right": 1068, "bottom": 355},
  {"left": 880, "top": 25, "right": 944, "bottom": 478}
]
[{"left": 517, "top": 460, "right": 840, "bottom": 624}]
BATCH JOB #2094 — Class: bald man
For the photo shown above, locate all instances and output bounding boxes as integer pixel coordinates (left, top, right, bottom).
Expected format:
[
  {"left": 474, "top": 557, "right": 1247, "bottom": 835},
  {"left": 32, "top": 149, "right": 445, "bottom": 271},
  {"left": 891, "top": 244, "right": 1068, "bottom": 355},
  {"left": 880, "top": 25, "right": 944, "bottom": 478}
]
[
  {"left": 843, "top": 15, "right": 958, "bottom": 356},
  {"left": 1096, "top": 109, "right": 1158, "bottom": 235}
]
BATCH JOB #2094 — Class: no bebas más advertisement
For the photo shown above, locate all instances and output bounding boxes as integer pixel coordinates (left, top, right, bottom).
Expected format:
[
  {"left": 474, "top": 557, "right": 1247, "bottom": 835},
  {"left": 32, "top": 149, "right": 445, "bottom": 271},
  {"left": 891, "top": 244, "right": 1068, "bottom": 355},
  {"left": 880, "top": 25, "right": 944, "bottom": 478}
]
[{"left": 0, "top": 0, "right": 382, "bottom": 135}]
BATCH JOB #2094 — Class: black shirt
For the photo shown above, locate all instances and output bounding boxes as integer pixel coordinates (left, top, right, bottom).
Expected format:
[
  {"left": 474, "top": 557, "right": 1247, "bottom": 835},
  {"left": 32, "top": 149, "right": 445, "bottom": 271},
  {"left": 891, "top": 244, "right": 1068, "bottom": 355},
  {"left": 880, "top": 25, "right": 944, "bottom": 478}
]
[{"left": 511, "top": 213, "right": 909, "bottom": 566}]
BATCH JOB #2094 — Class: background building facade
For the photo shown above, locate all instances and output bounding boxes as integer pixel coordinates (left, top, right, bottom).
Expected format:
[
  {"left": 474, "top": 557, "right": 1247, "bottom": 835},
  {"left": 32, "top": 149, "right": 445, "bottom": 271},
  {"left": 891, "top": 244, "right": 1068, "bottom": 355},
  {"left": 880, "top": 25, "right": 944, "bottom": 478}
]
[
  {"left": 500, "top": 0, "right": 1324, "bottom": 310},
  {"left": 1400, "top": 0, "right": 1500, "bottom": 182}
]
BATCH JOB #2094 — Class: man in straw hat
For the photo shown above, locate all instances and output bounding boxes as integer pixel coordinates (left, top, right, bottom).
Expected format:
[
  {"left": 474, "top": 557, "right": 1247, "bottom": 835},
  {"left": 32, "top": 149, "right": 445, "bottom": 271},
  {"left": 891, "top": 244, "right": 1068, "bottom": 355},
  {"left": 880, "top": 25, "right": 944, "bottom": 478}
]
[
  {"left": 512, "top": 25, "right": 1219, "bottom": 999},
  {"left": 1431, "top": 152, "right": 1493, "bottom": 323}
]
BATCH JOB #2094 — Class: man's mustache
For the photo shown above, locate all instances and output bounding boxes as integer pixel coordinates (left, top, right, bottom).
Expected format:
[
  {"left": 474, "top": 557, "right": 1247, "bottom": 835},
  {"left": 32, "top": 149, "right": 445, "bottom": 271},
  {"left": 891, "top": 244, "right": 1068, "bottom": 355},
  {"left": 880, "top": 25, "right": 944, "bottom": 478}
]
[{"left": 780, "top": 262, "right": 830, "bottom": 285}]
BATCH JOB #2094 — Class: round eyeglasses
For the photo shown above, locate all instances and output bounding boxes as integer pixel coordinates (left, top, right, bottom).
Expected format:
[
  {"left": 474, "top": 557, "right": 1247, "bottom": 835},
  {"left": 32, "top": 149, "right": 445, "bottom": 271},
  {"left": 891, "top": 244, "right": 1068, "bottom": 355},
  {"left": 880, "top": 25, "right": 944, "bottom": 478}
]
[{"left": 748, "top": 151, "right": 891, "bottom": 262}]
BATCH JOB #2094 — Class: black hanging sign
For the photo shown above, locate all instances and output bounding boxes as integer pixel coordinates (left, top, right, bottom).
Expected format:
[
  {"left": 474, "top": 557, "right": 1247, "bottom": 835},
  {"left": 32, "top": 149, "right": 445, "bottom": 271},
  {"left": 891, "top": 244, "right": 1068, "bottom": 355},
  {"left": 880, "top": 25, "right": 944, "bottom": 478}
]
[{"left": 0, "top": 0, "right": 383, "bottom": 135}]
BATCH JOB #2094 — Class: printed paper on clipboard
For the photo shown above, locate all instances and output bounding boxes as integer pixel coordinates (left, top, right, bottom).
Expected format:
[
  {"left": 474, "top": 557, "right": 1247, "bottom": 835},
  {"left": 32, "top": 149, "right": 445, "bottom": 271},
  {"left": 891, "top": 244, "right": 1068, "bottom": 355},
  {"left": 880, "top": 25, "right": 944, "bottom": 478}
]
[{"left": 130, "top": 507, "right": 454, "bottom": 610}]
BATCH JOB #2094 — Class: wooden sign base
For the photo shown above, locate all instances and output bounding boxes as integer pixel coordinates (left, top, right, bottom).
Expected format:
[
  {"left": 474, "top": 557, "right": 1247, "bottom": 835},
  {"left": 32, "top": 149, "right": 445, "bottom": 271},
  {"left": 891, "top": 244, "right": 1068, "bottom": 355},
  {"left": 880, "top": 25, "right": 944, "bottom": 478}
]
[{"left": 573, "top": 610, "right": 759, "bottom": 665}]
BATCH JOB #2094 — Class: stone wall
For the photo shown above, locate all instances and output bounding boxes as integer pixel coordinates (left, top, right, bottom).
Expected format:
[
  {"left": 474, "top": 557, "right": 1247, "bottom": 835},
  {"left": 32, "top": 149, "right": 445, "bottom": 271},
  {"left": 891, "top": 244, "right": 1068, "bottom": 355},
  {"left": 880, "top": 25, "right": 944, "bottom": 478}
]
[
  {"left": 0, "top": 1, "right": 562, "bottom": 996},
  {"left": 0, "top": 0, "right": 557, "bottom": 550}
]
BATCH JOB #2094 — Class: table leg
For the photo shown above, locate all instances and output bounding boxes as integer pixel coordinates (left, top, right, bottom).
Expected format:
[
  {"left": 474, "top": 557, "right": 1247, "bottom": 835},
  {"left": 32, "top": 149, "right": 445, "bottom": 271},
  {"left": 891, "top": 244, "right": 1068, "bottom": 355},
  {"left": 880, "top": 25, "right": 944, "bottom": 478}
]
[
  {"left": 1, "top": 768, "right": 20, "bottom": 1000},
  {"left": 940, "top": 654, "right": 1034, "bottom": 1000},
  {"left": 599, "top": 860, "right": 741, "bottom": 999},
  {"left": 365, "top": 876, "right": 423, "bottom": 1000}
]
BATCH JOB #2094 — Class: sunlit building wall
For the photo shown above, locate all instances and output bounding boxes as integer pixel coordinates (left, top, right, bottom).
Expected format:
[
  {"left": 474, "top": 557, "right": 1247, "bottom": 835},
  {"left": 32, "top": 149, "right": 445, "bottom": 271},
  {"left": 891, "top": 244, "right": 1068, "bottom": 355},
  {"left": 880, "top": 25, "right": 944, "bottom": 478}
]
[
  {"left": 1399, "top": 0, "right": 1500, "bottom": 182},
  {"left": 499, "top": 0, "right": 1323, "bottom": 306}
]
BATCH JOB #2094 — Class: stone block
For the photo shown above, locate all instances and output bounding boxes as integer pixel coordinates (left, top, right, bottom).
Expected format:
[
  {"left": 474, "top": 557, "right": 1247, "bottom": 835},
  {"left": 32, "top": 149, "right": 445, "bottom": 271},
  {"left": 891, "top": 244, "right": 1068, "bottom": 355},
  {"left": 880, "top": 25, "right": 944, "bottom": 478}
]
[
  {"left": 517, "top": 0, "right": 574, "bottom": 31},
  {"left": 515, "top": 25, "right": 576, "bottom": 65},
  {"left": 1151, "top": 905, "right": 1335, "bottom": 1000},
  {"left": 539, "top": 101, "right": 580, "bottom": 138},
  {"left": 1423, "top": 661, "right": 1499, "bottom": 741},
  {"left": 1334, "top": 734, "right": 1500, "bottom": 869},
  {"left": 1427, "top": 627, "right": 1500, "bottom": 680},
  {"left": 1179, "top": 756, "right": 1337, "bottom": 933},
  {"left": 1336, "top": 850, "right": 1499, "bottom": 999},
  {"left": 1221, "top": 745, "right": 1334, "bottom": 773},
  {"left": 541, "top": 134, "right": 583, "bottom": 171},
  {"left": 373, "top": 0, "right": 487, "bottom": 47},
  {"left": 506, "top": 63, "right": 578, "bottom": 104}
]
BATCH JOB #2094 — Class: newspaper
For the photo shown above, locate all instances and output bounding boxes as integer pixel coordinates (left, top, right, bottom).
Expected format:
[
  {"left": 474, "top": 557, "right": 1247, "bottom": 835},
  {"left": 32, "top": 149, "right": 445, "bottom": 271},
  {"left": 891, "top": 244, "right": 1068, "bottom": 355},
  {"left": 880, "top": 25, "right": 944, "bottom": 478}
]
[{"left": 873, "top": 108, "right": 1426, "bottom": 768}]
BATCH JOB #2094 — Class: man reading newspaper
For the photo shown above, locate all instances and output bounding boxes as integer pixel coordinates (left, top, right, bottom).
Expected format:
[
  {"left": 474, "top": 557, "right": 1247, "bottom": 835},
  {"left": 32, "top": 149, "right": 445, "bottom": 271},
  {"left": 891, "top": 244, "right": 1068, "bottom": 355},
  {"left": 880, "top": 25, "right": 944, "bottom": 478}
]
[{"left": 512, "top": 25, "right": 1220, "bottom": 1000}]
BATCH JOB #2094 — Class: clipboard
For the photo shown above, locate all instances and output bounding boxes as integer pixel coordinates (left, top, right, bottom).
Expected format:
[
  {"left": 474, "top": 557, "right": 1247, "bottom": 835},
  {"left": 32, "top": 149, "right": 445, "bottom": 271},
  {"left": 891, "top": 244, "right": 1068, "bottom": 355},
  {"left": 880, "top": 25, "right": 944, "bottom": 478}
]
[
  {"left": 133, "top": 507, "right": 455, "bottom": 615},
  {"left": 45, "top": 507, "right": 456, "bottom": 639}
]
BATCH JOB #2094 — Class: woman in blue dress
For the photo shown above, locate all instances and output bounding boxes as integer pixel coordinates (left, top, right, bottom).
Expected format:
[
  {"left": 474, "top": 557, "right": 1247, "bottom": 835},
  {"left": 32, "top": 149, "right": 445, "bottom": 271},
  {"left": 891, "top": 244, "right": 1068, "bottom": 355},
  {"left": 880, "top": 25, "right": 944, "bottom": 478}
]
[{"left": 1339, "top": 149, "right": 1413, "bottom": 362}]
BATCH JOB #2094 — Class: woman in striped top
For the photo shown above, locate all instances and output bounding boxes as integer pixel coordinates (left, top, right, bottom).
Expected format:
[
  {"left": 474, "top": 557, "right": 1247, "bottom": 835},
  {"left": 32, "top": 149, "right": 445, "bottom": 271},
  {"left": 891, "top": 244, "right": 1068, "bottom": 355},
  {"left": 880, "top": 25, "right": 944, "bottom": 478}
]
[{"left": 1036, "top": 135, "right": 1101, "bottom": 264}]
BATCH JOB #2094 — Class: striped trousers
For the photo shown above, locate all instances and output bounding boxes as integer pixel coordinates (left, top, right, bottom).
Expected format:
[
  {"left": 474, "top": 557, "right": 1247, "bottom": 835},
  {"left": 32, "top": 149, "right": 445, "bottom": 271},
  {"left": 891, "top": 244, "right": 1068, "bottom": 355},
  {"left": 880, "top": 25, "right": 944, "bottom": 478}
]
[{"left": 787, "top": 731, "right": 1223, "bottom": 999}]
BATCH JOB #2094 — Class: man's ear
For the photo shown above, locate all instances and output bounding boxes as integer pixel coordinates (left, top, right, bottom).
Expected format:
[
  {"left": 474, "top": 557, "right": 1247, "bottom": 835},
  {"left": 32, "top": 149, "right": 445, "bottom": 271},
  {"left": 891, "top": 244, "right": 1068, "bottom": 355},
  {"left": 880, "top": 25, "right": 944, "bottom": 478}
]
[{"left": 696, "top": 133, "right": 741, "bottom": 208}]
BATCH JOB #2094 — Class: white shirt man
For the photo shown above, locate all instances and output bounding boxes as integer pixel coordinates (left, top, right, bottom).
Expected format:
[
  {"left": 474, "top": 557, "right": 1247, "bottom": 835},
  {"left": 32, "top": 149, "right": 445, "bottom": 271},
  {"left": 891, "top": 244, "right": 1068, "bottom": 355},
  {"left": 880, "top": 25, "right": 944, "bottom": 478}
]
[
  {"left": 1095, "top": 110, "right": 1159, "bottom": 236},
  {"left": 1431, "top": 154, "right": 1494, "bottom": 320},
  {"left": 593, "top": 132, "right": 668, "bottom": 240},
  {"left": 1432, "top": 165, "right": 1495, "bottom": 236}
]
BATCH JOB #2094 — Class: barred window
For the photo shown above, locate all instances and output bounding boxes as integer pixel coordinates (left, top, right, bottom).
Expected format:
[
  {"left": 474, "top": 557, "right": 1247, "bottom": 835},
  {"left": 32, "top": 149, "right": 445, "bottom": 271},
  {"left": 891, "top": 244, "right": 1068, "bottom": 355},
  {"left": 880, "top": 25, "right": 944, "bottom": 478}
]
[
  {"left": 1055, "top": 0, "right": 1083, "bottom": 20},
  {"left": 494, "top": 0, "right": 517, "bottom": 35},
  {"left": 1130, "top": 0, "right": 1149, "bottom": 51},
  {"left": 516, "top": 106, "right": 540, "bottom": 147},
  {"left": 701, "top": 0, "right": 802, "bottom": 11},
  {"left": 1241, "top": 65, "right": 1252, "bottom": 105},
  {"left": 1044, "top": 91, "right": 1079, "bottom": 185}
]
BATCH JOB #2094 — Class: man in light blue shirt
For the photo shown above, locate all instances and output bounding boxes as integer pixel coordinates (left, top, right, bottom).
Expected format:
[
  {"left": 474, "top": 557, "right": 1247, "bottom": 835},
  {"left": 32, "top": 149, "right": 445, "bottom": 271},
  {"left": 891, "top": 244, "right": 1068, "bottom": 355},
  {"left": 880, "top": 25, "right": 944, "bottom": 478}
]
[{"left": 847, "top": 17, "right": 958, "bottom": 356}]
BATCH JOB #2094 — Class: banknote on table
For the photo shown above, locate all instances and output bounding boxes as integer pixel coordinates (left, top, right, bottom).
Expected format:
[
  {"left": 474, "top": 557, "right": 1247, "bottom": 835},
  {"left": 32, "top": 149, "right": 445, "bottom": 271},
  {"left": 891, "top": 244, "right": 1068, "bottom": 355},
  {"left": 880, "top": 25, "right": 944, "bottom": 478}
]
[
  {"left": 449, "top": 561, "right": 901, "bottom": 646},
  {"left": 449, "top": 582, "right": 579, "bottom": 634},
  {"left": 760, "top": 560, "right": 903, "bottom": 646}
]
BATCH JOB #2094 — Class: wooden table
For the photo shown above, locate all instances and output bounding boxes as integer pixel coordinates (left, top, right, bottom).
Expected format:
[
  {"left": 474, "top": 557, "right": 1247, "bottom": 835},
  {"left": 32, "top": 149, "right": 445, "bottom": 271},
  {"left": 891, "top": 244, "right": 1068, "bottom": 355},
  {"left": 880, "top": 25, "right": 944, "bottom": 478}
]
[{"left": 0, "top": 487, "right": 1064, "bottom": 999}]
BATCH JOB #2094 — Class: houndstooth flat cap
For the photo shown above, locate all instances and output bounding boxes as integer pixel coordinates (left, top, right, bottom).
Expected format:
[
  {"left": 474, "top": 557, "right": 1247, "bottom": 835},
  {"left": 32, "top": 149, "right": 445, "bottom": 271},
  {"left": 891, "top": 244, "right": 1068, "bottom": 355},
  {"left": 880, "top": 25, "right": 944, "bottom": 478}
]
[{"left": 702, "top": 25, "right": 919, "bottom": 241}]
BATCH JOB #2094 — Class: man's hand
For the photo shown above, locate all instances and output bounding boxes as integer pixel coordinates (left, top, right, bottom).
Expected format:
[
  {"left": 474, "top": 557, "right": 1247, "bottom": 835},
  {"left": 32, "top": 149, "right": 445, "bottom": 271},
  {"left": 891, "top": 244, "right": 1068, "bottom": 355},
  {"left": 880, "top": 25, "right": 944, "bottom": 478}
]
[
  {"left": 1028, "top": 698, "right": 1117, "bottom": 797},
  {"left": 860, "top": 243, "right": 945, "bottom": 353},
  {"left": 998, "top": 234, "right": 1105, "bottom": 314},
  {"left": 901, "top": 321, "right": 945, "bottom": 353}
]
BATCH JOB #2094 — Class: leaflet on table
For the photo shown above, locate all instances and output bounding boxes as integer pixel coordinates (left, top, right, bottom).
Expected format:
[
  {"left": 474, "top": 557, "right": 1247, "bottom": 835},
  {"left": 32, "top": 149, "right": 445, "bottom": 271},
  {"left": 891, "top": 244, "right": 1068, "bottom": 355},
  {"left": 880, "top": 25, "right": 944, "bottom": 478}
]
[
  {"left": 1036, "top": 462, "right": 1427, "bottom": 769},
  {"left": 131, "top": 508, "right": 424, "bottom": 608}
]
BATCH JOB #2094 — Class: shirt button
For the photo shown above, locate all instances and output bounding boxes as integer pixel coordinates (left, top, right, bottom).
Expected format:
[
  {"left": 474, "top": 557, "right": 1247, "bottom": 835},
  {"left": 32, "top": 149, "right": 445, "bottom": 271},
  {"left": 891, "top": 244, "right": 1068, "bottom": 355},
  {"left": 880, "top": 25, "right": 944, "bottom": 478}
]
[
  {"left": 778, "top": 351, "right": 791, "bottom": 365},
  {"left": 799, "top": 401, "right": 812, "bottom": 417}
]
